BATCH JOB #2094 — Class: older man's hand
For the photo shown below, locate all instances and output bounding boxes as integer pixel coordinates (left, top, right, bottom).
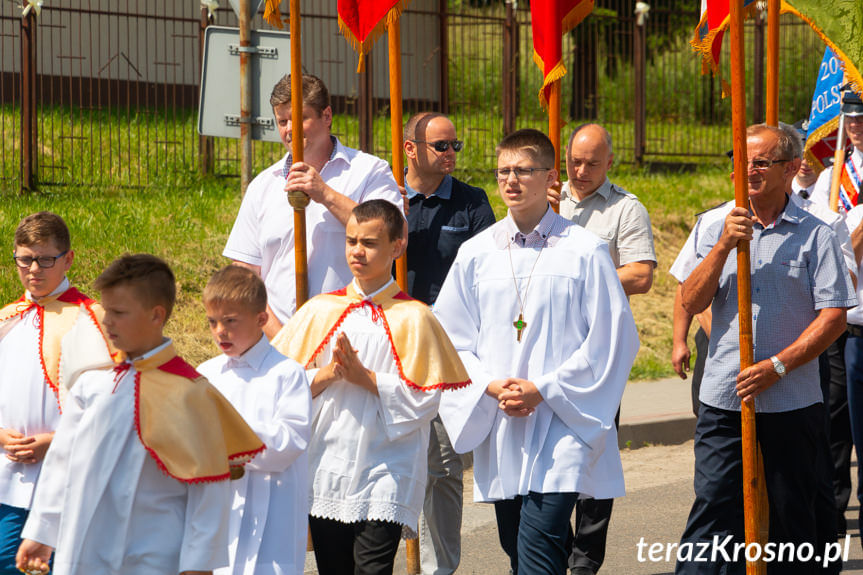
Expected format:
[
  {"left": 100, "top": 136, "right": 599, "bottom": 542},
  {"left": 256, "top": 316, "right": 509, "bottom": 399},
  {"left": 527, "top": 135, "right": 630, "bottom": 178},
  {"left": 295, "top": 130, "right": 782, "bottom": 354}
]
[{"left": 735, "top": 359, "right": 781, "bottom": 402}]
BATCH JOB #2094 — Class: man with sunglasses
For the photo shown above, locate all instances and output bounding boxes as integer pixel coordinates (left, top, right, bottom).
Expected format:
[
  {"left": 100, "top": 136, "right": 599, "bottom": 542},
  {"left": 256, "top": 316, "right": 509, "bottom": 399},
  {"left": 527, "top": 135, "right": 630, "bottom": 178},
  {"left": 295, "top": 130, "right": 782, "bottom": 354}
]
[
  {"left": 403, "top": 112, "right": 495, "bottom": 575},
  {"left": 674, "top": 124, "right": 855, "bottom": 574},
  {"left": 558, "top": 123, "right": 656, "bottom": 575}
]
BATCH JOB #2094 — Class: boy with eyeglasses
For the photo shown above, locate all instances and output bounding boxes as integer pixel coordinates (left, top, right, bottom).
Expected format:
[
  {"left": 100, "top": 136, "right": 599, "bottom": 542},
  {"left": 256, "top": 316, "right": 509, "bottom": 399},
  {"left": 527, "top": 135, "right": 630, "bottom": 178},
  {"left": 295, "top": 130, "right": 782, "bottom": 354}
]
[
  {"left": 434, "top": 129, "right": 639, "bottom": 575},
  {"left": 402, "top": 111, "right": 495, "bottom": 575},
  {"left": 0, "top": 212, "right": 115, "bottom": 575}
]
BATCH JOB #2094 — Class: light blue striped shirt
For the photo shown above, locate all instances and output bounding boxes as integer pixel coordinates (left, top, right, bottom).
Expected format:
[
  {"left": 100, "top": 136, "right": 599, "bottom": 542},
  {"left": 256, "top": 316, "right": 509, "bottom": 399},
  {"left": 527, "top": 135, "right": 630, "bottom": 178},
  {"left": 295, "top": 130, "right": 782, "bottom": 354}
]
[{"left": 695, "top": 198, "right": 857, "bottom": 413}]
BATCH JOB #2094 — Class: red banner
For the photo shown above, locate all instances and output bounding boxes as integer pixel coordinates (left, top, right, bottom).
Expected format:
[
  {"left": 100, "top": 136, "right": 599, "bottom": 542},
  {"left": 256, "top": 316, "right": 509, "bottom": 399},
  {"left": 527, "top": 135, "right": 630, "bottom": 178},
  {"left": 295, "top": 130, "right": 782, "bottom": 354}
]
[
  {"left": 531, "top": 0, "right": 594, "bottom": 108},
  {"left": 338, "top": 0, "right": 408, "bottom": 70}
]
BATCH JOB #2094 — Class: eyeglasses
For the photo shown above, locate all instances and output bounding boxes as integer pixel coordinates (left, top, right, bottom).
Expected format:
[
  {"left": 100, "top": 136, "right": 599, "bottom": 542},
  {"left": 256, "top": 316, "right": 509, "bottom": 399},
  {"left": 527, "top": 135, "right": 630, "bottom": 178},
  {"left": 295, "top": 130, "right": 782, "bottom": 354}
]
[
  {"left": 747, "top": 158, "right": 790, "bottom": 171},
  {"left": 494, "top": 167, "right": 551, "bottom": 181},
  {"left": 13, "top": 251, "right": 68, "bottom": 269},
  {"left": 412, "top": 139, "right": 464, "bottom": 153}
]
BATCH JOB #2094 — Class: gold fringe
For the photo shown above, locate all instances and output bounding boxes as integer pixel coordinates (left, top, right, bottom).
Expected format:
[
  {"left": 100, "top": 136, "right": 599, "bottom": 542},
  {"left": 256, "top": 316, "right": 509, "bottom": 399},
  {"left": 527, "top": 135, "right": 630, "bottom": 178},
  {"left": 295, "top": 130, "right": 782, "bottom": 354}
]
[
  {"left": 804, "top": 115, "right": 840, "bottom": 173},
  {"left": 782, "top": 4, "right": 863, "bottom": 98},
  {"left": 690, "top": 1, "right": 785, "bottom": 76},
  {"left": 531, "top": 0, "right": 595, "bottom": 110},
  {"left": 337, "top": 1, "right": 411, "bottom": 75},
  {"left": 263, "top": 0, "right": 283, "bottom": 30},
  {"left": 537, "top": 60, "right": 568, "bottom": 110}
]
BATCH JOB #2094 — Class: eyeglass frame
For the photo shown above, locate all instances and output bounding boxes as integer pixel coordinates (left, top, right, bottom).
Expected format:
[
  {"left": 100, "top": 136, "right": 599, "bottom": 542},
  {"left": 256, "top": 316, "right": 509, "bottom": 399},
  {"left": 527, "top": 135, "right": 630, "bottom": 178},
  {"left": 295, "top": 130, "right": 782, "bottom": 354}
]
[
  {"left": 494, "top": 167, "right": 552, "bottom": 181},
  {"left": 746, "top": 157, "right": 791, "bottom": 172},
  {"left": 12, "top": 250, "right": 69, "bottom": 269},
  {"left": 411, "top": 139, "right": 464, "bottom": 153}
]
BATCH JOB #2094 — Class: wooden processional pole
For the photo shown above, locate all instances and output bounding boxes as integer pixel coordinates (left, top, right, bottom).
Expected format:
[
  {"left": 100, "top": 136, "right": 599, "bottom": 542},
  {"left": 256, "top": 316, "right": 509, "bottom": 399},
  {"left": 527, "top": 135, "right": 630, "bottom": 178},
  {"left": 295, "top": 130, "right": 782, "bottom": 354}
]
[
  {"left": 288, "top": 0, "right": 309, "bottom": 307},
  {"left": 829, "top": 110, "right": 847, "bottom": 213},
  {"left": 549, "top": 79, "right": 561, "bottom": 214},
  {"left": 765, "top": 0, "right": 779, "bottom": 126},
  {"left": 729, "top": 1, "right": 765, "bottom": 572},
  {"left": 387, "top": 13, "right": 417, "bottom": 574},
  {"left": 388, "top": 16, "right": 409, "bottom": 292}
]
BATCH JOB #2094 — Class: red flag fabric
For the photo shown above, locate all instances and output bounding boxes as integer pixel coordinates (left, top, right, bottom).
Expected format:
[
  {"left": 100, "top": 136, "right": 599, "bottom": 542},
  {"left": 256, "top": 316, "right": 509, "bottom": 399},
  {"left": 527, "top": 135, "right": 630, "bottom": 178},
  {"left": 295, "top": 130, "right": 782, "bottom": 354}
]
[
  {"left": 531, "top": 0, "right": 594, "bottom": 109},
  {"left": 338, "top": 0, "right": 409, "bottom": 71}
]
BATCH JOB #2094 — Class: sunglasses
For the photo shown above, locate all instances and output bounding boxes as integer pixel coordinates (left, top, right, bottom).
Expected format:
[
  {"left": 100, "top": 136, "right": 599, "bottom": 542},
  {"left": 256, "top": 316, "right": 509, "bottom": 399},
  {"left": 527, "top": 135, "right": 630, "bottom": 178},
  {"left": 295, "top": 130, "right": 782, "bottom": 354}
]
[{"left": 412, "top": 139, "right": 464, "bottom": 153}]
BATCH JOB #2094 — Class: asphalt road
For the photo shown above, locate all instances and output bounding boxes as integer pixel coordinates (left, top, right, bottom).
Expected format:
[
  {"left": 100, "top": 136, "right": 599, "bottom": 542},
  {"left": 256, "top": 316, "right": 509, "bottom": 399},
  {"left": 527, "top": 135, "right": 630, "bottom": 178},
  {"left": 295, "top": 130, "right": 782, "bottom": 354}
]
[{"left": 306, "top": 441, "right": 863, "bottom": 573}]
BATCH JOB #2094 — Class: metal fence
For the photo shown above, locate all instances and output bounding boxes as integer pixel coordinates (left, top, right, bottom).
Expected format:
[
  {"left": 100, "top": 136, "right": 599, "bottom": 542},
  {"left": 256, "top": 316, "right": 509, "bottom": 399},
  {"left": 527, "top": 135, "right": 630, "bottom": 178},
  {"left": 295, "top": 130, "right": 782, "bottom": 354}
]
[{"left": 0, "top": 0, "right": 828, "bottom": 192}]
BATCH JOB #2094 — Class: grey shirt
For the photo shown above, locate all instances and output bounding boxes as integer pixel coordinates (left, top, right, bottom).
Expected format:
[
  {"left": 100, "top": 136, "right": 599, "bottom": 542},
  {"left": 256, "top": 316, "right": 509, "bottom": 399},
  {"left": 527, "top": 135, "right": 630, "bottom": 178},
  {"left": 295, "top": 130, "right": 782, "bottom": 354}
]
[
  {"left": 560, "top": 178, "right": 656, "bottom": 269},
  {"left": 694, "top": 198, "right": 856, "bottom": 413}
]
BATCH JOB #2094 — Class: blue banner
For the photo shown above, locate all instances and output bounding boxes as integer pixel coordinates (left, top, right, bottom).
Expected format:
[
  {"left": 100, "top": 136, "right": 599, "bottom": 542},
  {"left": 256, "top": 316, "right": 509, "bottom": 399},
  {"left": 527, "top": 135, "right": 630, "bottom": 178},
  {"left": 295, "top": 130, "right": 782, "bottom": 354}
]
[{"left": 805, "top": 48, "right": 844, "bottom": 170}]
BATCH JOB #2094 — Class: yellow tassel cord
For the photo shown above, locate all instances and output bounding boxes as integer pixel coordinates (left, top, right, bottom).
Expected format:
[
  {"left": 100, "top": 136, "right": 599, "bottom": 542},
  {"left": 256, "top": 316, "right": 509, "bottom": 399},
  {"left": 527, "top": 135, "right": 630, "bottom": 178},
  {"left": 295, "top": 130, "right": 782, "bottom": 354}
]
[
  {"left": 337, "top": 1, "right": 410, "bottom": 75},
  {"left": 263, "top": 0, "right": 284, "bottom": 29},
  {"left": 532, "top": 1, "right": 595, "bottom": 109}
]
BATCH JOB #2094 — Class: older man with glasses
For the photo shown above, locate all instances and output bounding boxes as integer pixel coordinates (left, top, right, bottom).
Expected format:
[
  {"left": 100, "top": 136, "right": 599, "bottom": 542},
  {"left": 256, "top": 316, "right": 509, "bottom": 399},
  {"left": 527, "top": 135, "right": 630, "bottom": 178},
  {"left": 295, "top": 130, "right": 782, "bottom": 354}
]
[
  {"left": 402, "top": 112, "right": 496, "bottom": 575},
  {"left": 674, "top": 123, "right": 856, "bottom": 574}
]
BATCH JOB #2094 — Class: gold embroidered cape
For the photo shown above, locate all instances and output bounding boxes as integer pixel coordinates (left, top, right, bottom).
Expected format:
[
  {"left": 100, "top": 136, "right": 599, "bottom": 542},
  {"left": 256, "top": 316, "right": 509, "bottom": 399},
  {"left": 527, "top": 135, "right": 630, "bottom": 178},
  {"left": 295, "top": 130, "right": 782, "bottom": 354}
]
[{"left": 272, "top": 282, "right": 470, "bottom": 391}]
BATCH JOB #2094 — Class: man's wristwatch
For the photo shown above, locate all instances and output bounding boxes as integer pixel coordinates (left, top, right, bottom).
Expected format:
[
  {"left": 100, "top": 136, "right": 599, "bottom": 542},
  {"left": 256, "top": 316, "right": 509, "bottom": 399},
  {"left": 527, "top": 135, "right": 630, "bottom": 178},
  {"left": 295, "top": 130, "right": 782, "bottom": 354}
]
[{"left": 770, "top": 355, "right": 786, "bottom": 378}]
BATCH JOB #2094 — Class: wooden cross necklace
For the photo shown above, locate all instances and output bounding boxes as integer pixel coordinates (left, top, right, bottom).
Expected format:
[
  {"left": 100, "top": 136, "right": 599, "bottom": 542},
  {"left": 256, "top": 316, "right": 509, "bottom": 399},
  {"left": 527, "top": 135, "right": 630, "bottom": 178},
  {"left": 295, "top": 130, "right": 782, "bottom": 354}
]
[{"left": 506, "top": 236, "right": 547, "bottom": 342}]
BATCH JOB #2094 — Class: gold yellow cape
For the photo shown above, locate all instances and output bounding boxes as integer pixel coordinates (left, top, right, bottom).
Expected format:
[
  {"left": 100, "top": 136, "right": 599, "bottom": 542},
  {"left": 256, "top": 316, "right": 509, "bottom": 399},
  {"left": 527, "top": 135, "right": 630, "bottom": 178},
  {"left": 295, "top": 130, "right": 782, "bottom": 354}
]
[
  {"left": 129, "top": 344, "right": 265, "bottom": 483},
  {"left": 272, "top": 282, "right": 470, "bottom": 391},
  {"left": 0, "top": 287, "right": 116, "bottom": 409}
]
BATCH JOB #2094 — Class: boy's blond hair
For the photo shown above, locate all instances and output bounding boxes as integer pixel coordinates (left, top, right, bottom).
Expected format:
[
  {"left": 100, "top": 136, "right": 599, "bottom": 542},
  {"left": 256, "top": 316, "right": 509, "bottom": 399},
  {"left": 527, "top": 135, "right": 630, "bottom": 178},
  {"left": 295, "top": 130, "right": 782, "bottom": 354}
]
[
  {"left": 94, "top": 254, "right": 176, "bottom": 320},
  {"left": 14, "top": 212, "right": 71, "bottom": 252},
  {"left": 496, "top": 128, "right": 556, "bottom": 168},
  {"left": 203, "top": 265, "right": 267, "bottom": 314}
]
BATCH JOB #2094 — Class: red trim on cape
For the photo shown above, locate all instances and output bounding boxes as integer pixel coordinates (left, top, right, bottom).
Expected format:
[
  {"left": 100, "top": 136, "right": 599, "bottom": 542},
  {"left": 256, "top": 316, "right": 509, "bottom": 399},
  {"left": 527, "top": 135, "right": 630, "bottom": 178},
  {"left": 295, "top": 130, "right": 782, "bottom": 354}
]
[
  {"left": 305, "top": 299, "right": 471, "bottom": 392},
  {"left": 327, "top": 287, "right": 349, "bottom": 296},
  {"left": 133, "top": 361, "right": 265, "bottom": 484}
]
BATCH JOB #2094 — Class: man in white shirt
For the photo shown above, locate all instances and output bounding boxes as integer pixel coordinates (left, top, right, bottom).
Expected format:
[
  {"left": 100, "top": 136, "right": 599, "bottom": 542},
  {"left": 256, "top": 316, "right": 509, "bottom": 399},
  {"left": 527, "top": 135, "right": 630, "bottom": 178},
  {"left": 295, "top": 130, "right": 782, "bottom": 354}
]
[
  {"left": 435, "top": 129, "right": 639, "bottom": 575},
  {"left": 223, "top": 74, "right": 403, "bottom": 338}
]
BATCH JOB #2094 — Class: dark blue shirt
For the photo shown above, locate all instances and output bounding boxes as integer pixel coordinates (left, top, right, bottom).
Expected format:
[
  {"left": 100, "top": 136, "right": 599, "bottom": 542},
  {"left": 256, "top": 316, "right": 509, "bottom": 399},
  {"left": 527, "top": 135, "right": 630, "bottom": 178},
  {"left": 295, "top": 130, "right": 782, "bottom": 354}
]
[{"left": 406, "top": 174, "right": 496, "bottom": 304}]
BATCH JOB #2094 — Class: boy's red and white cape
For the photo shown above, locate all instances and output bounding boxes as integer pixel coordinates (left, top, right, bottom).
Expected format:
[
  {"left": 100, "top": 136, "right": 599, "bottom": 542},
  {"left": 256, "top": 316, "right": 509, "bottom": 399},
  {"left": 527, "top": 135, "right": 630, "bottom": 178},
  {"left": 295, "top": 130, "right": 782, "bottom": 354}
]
[
  {"left": 0, "top": 287, "right": 117, "bottom": 409},
  {"left": 273, "top": 281, "right": 471, "bottom": 392},
  {"left": 121, "top": 343, "right": 265, "bottom": 483}
]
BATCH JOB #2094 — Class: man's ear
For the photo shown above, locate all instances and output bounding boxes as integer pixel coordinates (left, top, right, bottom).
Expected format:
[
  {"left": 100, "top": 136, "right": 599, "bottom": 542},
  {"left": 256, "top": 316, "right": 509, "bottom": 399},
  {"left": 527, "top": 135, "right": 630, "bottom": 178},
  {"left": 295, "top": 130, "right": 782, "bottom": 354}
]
[
  {"left": 404, "top": 139, "right": 417, "bottom": 160},
  {"left": 322, "top": 106, "right": 333, "bottom": 129},
  {"left": 257, "top": 310, "right": 269, "bottom": 329}
]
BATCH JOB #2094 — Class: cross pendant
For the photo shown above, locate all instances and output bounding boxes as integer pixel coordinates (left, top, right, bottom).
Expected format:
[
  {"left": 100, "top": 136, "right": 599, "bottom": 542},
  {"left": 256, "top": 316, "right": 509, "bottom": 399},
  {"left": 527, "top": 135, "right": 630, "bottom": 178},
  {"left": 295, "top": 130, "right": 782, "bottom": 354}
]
[{"left": 513, "top": 313, "right": 526, "bottom": 342}]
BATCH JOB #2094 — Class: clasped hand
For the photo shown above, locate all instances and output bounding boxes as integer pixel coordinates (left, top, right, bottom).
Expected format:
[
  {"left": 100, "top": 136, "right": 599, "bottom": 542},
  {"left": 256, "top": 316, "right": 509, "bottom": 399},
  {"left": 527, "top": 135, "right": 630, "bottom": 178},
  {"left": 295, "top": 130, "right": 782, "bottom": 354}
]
[{"left": 488, "top": 378, "right": 542, "bottom": 417}]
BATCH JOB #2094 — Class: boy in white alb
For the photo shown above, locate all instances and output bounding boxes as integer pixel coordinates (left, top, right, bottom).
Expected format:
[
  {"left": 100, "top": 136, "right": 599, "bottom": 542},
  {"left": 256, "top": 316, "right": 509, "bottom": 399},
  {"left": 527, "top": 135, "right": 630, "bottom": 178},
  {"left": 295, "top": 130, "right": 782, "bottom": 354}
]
[
  {"left": 197, "top": 265, "right": 312, "bottom": 575},
  {"left": 434, "top": 129, "right": 639, "bottom": 574},
  {"left": 272, "top": 200, "right": 469, "bottom": 575},
  {"left": 0, "top": 212, "right": 113, "bottom": 575},
  {"left": 17, "top": 254, "right": 264, "bottom": 575}
]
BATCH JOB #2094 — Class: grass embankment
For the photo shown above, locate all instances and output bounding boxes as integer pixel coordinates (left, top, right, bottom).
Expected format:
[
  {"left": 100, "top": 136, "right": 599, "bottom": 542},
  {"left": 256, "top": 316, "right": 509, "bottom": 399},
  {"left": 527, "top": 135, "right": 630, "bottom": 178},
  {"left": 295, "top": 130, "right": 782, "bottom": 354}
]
[{"left": 0, "top": 163, "right": 731, "bottom": 377}]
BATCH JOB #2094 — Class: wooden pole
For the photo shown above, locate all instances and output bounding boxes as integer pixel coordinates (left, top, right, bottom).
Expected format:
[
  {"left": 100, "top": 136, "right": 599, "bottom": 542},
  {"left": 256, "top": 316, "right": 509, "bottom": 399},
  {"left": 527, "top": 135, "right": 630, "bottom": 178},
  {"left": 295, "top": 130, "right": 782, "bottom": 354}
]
[
  {"left": 288, "top": 0, "right": 310, "bottom": 307},
  {"left": 549, "top": 79, "right": 561, "bottom": 213},
  {"left": 388, "top": 15, "right": 409, "bottom": 294},
  {"left": 387, "top": 15, "right": 416, "bottom": 572},
  {"left": 829, "top": 113, "right": 847, "bottom": 213},
  {"left": 20, "top": 10, "right": 36, "bottom": 192},
  {"left": 765, "top": 0, "right": 779, "bottom": 126},
  {"left": 238, "top": 0, "right": 253, "bottom": 193},
  {"left": 729, "top": 1, "right": 765, "bottom": 573}
]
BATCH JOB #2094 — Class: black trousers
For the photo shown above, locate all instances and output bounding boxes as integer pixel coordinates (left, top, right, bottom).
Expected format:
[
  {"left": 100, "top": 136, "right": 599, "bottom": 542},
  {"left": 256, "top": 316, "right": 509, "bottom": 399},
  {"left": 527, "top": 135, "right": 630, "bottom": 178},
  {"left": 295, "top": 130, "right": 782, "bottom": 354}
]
[
  {"left": 676, "top": 403, "right": 825, "bottom": 575},
  {"left": 691, "top": 327, "right": 709, "bottom": 417},
  {"left": 819, "top": 335, "right": 852, "bottom": 530},
  {"left": 309, "top": 516, "right": 402, "bottom": 575},
  {"left": 568, "top": 409, "right": 620, "bottom": 574}
]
